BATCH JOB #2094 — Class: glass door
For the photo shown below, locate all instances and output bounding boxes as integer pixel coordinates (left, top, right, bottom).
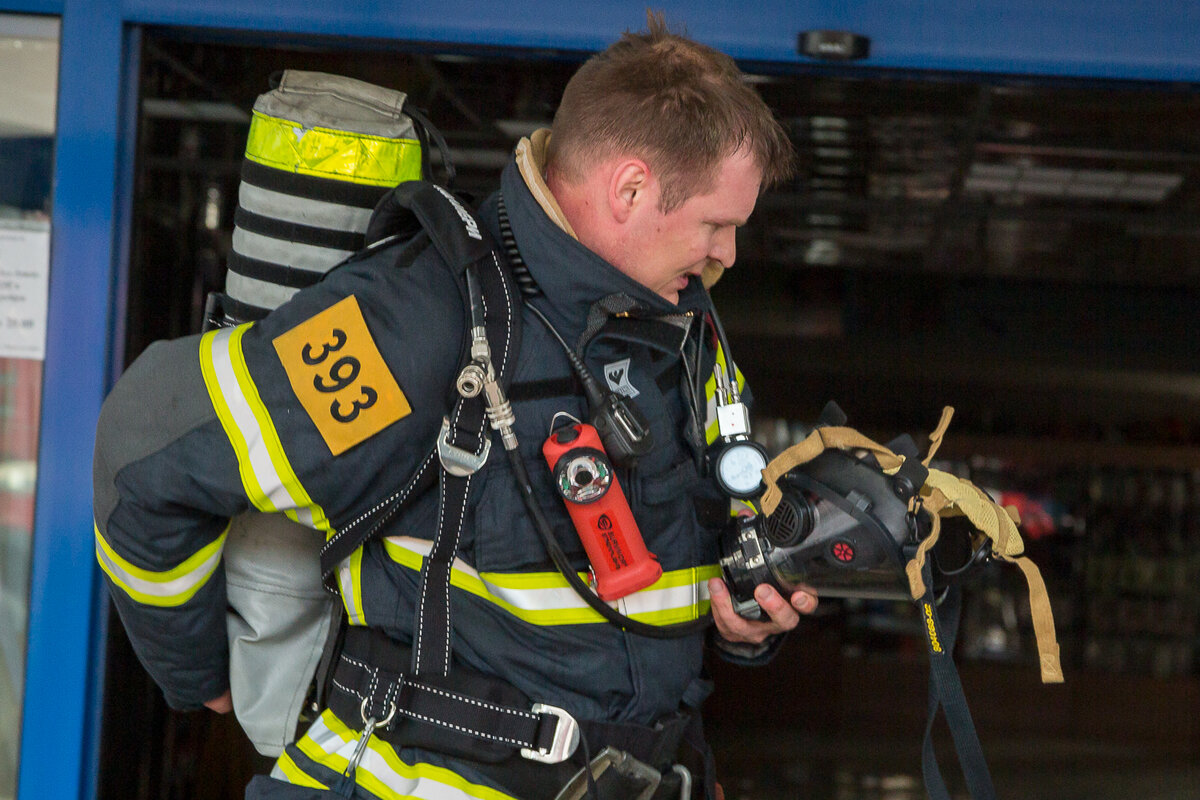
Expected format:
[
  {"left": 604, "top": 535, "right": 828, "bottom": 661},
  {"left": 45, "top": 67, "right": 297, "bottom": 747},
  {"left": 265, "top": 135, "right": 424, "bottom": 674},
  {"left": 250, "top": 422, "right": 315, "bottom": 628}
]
[{"left": 0, "top": 13, "right": 58, "bottom": 800}]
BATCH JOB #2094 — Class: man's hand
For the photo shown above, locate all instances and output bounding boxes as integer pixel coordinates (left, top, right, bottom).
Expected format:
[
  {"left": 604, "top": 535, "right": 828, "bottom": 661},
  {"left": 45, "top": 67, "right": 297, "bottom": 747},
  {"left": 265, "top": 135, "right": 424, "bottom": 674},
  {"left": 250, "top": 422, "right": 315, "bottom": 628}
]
[
  {"left": 708, "top": 578, "right": 817, "bottom": 644},
  {"left": 204, "top": 690, "right": 233, "bottom": 714}
]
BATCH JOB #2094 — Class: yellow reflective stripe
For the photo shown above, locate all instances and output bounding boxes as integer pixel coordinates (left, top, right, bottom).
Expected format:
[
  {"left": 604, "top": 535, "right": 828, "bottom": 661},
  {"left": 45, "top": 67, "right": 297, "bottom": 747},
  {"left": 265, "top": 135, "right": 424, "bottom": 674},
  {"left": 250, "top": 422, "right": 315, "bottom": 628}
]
[
  {"left": 199, "top": 326, "right": 332, "bottom": 533},
  {"left": 94, "top": 522, "right": 227, "bottom": 608},
  {"left": 383, "top": 536, "right": 715, "bottom": 626},
  {"left": 245, "top": 110, "right": 423, "bottom": 187},
  {"left": 273, "top": 752, "right": 328, "bottom": 790},
  {"left": 290, "top": 710, "right": 518, "bottom": 800},
  {"left": 703, "top": 343, "right": 746, "bottom": 444},
  {"left": 615, "top": 565, "right": 717, "bottom": 625},
  {"left": 338, "top": 548, "right": 367, "bottom": 626}
]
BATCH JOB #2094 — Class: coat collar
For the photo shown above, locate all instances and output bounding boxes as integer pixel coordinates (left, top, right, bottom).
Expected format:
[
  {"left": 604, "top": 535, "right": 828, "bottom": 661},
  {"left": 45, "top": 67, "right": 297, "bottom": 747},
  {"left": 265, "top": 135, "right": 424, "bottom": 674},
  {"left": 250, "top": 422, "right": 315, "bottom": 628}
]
[{"left": 492, "top": 137, "right": 710, "bottom": 344}]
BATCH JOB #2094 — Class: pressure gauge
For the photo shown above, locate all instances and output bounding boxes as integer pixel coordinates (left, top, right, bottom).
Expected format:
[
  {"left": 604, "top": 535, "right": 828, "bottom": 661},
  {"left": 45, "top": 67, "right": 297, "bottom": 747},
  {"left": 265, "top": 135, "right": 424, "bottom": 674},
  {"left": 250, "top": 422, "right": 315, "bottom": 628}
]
[{"left": 712, "top": 438, "right": 768, "bottom": 499}]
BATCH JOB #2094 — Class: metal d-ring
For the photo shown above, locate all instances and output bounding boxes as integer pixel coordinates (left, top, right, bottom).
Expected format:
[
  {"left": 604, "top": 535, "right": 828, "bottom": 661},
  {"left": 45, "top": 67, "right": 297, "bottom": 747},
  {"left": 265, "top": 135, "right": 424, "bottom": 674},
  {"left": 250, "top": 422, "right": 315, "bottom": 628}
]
[
  {"left": 359, "top": 696, "right": 398, "bottom": 730},
  {"left": 345, "top": 696, "right": 399, "bottom": 777}
]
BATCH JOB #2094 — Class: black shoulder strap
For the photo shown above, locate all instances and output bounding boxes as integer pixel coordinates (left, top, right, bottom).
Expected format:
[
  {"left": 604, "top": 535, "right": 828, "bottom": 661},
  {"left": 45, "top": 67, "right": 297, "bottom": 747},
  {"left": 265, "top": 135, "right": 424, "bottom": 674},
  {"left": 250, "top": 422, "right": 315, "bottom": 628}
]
[
  {"left": 318, "top": 181, "right": 522, "bottom": 587},
  {"left": 365, "top": 181, "right": 494, "bottom": 272}
]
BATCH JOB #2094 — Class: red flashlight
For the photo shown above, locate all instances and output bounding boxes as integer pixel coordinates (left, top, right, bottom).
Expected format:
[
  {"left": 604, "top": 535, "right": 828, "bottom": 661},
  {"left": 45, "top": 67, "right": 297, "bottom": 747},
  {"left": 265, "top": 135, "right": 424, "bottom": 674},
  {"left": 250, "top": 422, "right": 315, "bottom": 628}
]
[{"left": 542, "top": 422, "right": 662, "bottom": 600}]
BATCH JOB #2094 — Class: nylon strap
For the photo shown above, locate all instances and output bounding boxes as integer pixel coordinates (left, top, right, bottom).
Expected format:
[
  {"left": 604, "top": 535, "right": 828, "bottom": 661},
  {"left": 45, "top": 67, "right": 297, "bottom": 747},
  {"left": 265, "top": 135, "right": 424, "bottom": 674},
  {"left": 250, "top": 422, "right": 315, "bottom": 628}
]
[
  {"left": 306, "top": 182, "right": 520, "bottom": 678},
  {"left": 906, "top": 471, "right": 1064, "bottom": 684},
  {"left": 330, "top": 626, "right": 560, "bottom": 763},
  {"left": 916, "top": 569, "right": 997, "bottom": 800},
  {"left": 922, "top": 406, "right": 955, "bottom": 466},
  {"left": 759, "top": 426, "right": 904, "bottom": 516},
  {"left": 413, "top": 252, "right": 517, "bottom": 675},
  {"left": 413, "top": 402, "right": 483, "bottom": 676},
  {"left": 412, "top": 189, "right": 520, "bottom": 677},
  {"left": 996, "top": 552, "right": 1065, "bottom": 683}
]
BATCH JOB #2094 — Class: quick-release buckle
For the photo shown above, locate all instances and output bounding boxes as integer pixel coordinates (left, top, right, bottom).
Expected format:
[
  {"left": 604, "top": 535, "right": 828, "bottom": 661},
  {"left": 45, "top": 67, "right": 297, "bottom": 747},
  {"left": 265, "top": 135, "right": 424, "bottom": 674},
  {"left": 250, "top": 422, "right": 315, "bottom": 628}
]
[
  {"left": 552, "top": 746, "right": 673, "bottom": 800},
  {"left": 522, "top": 703, "right": 580, "bottom": 764},
  {"left": 437, "top": 416, "right": 491, "bottom": 476}
]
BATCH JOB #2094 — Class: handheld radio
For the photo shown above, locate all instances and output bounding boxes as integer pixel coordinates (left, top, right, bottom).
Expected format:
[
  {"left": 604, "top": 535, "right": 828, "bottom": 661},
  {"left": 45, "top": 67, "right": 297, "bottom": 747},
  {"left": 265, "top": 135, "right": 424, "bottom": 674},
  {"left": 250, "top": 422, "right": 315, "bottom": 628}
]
[{"left": 542, "top": 422, "right": 662, "bottom": 600}]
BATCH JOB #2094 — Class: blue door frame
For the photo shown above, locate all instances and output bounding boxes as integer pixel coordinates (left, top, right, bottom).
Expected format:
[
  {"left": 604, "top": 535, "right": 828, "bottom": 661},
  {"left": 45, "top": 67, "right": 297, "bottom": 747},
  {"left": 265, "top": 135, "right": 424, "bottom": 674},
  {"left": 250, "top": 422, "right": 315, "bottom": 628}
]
[{"left": 7, "top": 2, "right": 1200, "bottom": 798}]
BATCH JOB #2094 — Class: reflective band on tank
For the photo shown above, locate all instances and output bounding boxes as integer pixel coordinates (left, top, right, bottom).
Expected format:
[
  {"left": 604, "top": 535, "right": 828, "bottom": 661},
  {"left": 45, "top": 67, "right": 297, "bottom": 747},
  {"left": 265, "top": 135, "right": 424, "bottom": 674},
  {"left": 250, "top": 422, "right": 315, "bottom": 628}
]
[
  {"left": 199, "top": 325, "right": 332, "bottom": 533},
  {"left": 225, "top": 270, "right": 302, "bottom": 310},
  {"left": 232, "top": 227, "right": 355, "bottom": 273},
  {"left": 383, "top": 536, "right": 716, "bottom": 626},
  {"left": 94, "top": 522, "right": 227, "bottom": 608},
  {"left": 703, "top": 343, "right": 747, "bottom": 445},
  {"left": 245, "top": 110, "right": 423, "bottom": 187},
  {"left": 338, "top": 548, "right": 367, "bottom": 626},
  {"left": 239, "top": 181, "right": 375, "bottom": 232},
  {"left": 282, "top": 709, "right": 520, "bottom": 800}
]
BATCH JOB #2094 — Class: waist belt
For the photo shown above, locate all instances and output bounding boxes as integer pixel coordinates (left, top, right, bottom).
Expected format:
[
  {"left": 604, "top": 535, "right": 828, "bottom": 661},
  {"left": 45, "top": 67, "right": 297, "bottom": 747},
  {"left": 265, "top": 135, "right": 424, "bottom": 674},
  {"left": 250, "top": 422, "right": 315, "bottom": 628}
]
[
  {"left": 326, "top": 626, "right": 712, "bottom": 798},
  {"left": 329, "top": 625, "right": 578, "bottom": 764}
]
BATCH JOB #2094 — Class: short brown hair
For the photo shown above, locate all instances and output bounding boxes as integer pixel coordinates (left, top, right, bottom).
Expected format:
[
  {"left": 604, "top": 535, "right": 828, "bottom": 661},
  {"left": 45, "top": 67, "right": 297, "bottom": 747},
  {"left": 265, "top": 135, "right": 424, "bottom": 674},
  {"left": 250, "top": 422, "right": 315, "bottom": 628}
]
[{"left": 547, "top": 12, "right": 794, "bottom": 212}]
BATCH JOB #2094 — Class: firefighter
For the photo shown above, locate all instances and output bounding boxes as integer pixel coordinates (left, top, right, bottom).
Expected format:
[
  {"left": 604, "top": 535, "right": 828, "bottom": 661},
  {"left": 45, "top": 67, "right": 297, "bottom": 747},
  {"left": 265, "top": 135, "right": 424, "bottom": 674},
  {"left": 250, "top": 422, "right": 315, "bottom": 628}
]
[{"left": 94, "top": 15, "right": 815, "bottom": 799}]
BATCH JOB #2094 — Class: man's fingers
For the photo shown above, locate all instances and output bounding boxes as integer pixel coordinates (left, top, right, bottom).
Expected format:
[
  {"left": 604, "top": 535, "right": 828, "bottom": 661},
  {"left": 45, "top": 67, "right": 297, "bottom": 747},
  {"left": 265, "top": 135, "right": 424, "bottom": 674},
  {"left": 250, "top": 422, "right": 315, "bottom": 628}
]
[
  {"left": 754, "top": 585, "right": 799, "bottom": 630},
  {"left": 792, "top": 589, "right": 818, "bottom": 614},
  {"left": 204, "top": 690, "right": 233, "bottom": 714}
]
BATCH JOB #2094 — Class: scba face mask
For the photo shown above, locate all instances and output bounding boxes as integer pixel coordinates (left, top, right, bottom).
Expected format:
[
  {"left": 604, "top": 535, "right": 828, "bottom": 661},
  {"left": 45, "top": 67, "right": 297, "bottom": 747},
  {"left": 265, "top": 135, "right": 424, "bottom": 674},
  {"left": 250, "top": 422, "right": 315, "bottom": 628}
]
[
  {"left": 718, "top": 404, "right": 1064, "bottom": 800},
  {"left": 720, "top": 404, "right": 1063, "bottom": 685},
  {"left": 719, "top": 441, "right": 948, "bottom": 614}
]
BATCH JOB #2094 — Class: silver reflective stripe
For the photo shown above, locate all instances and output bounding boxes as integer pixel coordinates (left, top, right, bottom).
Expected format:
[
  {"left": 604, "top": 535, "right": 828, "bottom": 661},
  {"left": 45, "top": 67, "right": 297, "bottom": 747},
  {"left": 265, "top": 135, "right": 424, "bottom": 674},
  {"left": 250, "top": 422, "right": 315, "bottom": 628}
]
[
  {"left": 239, "top": 181, "right": 374, "bottom": 232},
  {"left": 95, "top": 523, "right": 227, "bottom": 608},
  {"left": 200, "top": 326, "right": 331, "bottom": 532},
  {"left": 232, "top": 227, "right": 355, "bottom": 272},
  {"left": 384, "top": 536, "right": 714, "bottom": 625},
  {"left": 284, "top": 710, "right": 519, "bottom": 799},
  {"left": 337, "top": 549, "right": 367, "bottom": 626},
  {"left": 225, "top": 271, "right": 300, "bottom": 310}
]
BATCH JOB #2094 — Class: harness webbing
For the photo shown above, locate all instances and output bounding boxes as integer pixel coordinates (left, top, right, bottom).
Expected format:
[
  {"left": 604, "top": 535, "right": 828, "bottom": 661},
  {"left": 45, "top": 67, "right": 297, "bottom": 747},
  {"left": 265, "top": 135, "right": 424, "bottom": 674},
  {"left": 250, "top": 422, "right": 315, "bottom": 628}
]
[{"left": 916, "top": 570, "right": 996, "bottom": 800}]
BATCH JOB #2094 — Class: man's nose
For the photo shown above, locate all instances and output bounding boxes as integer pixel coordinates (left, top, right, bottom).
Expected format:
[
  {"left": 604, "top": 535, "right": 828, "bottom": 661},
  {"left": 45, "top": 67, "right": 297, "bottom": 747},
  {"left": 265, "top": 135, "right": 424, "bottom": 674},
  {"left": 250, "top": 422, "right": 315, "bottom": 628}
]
[{"left": 710, "top": 226, "right": 736, "bottom": 268}]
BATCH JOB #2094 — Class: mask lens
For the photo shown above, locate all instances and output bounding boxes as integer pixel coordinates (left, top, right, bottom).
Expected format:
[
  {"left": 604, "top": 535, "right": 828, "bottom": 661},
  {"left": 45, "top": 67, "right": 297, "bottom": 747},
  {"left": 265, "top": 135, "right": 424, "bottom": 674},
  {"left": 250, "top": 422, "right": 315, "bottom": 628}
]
[{"left": 763, "top": 493, "right": 910, "bottom": 600}]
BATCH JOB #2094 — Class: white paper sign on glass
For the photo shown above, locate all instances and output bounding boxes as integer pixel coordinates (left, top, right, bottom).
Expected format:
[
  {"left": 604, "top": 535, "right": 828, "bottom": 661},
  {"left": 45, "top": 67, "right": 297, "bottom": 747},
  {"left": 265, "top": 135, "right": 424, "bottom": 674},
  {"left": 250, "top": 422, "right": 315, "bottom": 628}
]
[{"left": 0, "top": 221, "right": 50, "bottom": 361}]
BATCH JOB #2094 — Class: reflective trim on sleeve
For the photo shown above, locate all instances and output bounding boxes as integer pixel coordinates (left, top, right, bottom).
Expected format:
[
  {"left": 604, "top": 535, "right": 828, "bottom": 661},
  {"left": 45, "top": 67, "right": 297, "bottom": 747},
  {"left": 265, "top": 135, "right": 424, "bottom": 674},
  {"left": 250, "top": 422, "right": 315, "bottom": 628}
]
[
  {"left": 703, "top": 342, "right": 747, "bottom": 445},
  {"left": 272, "top": 752, "right": 329, "bottom": 789},
  {"left": 383, "top": 536, "right": 716, "bottom": 626},
  {"left": 94, "top": 522, "right": 227, "bottom": 608},
  {"left": 245, "top": 110, "right": 423, "bottom": 187},
  {"left": 337, "top": 548, "right": 368, "bottom": 627},
  {"left": 279, "top": 709, "right": 519, "bottom": 800},
  {"left": 199, "top": 324, "right": 333, "bottom": 534}
]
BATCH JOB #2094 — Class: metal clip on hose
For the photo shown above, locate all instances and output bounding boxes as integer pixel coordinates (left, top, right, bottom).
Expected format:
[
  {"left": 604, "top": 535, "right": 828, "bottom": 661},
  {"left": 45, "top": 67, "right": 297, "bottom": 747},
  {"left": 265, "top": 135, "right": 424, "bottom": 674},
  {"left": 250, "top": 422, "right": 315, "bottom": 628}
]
[{"left": 455, "top": 265, "right": 518, "bottom": 451}]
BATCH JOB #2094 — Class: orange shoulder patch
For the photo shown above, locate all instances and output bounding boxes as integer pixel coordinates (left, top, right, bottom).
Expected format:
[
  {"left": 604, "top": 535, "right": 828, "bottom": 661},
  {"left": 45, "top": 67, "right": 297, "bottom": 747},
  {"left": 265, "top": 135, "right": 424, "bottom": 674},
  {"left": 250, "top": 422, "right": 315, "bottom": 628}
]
[{"left": 273, "top": 295, "right": 411, "bottom": 455}]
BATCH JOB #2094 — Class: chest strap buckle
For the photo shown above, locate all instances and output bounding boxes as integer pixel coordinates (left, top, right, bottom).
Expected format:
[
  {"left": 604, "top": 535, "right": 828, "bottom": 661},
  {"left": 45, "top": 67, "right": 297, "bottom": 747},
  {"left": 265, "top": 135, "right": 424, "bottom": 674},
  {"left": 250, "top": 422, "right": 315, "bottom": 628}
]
[
  {"left": 437, "top": 415, "right": 491, "bottom": 476},
  {"left": 523, "top": 703, "right": 580, "bottom": 764}
]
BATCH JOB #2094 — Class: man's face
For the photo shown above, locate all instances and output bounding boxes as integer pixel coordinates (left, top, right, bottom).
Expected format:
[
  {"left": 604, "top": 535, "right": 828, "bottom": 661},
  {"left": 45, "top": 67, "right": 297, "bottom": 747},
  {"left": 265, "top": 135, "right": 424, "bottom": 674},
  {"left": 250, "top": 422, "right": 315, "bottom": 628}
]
[{"left": 620, "top": 147, "right": 763, "bottom": 304}]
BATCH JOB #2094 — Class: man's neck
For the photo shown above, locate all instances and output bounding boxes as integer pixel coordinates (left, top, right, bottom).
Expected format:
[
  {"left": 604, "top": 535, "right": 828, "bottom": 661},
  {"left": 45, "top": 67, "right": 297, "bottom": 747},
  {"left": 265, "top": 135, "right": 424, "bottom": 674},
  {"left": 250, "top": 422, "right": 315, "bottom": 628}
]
[{"left": 515, "top": 130, "right": 576, "bottom": 239}]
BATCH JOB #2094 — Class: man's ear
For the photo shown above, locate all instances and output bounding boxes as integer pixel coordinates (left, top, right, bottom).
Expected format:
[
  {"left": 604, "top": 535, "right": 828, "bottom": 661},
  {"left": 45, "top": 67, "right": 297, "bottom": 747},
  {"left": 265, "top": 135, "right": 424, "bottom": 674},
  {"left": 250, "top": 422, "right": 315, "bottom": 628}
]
[{"left": 608, "top": 159, "right": 651, "bottom": 223}]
